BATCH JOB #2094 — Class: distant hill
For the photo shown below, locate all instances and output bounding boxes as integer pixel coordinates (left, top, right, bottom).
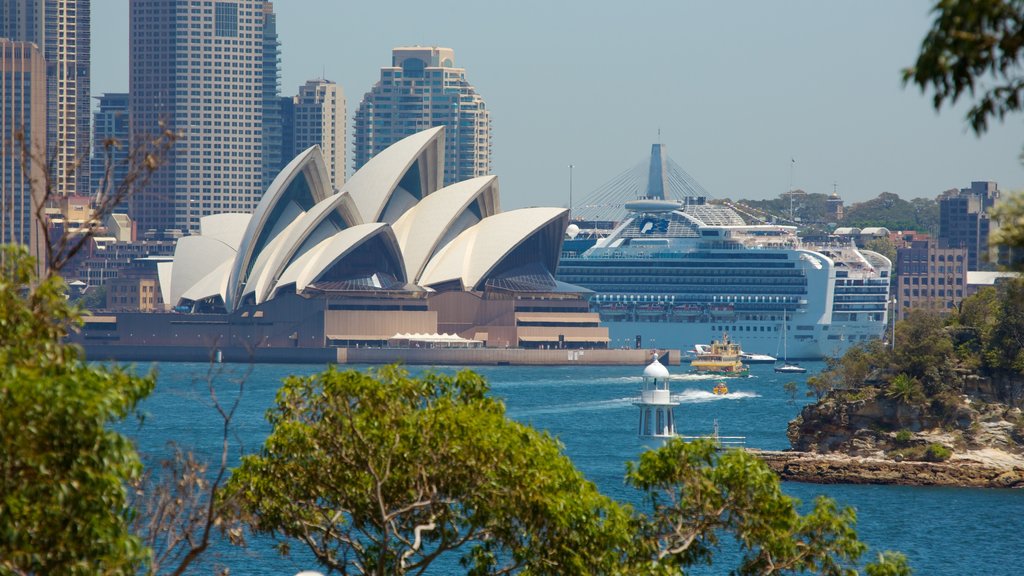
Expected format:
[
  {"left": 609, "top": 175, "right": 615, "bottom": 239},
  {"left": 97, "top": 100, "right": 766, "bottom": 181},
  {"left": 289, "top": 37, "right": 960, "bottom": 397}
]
[
  {"left": 727, "top": 191, "right": 939, "bottom": 236},
  {"left": 840, "top": 192, "right": 939, "bottom": 235}
]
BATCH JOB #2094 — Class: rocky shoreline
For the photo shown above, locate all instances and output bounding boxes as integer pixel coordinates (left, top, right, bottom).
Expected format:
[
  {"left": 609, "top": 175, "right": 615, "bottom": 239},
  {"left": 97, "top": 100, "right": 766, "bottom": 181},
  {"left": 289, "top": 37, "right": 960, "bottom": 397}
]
[{"left": 753, "top": 449, "right": 1024, "bottom": 489}]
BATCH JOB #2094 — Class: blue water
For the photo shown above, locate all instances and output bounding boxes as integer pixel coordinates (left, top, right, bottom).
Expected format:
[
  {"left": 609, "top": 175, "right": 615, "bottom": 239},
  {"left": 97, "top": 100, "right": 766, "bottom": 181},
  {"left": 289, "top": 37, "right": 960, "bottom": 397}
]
[{"left": 126, "top": 361, "right": 1024, "bottom": 574}]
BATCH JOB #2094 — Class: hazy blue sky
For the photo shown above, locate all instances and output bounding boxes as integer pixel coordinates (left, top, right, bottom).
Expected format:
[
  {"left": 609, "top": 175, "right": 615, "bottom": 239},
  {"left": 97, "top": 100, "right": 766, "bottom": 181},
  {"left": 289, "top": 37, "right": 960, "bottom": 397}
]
[{"left": 92, "top": 0, "right": 1023, "bottom": 210}]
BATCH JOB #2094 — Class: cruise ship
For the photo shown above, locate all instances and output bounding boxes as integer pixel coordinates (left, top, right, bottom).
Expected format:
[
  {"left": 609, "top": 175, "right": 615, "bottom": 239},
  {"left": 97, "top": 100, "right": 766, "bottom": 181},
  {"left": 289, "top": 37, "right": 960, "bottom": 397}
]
[{"left": 558, "top": 147, "right": 891, "bottom": 359}]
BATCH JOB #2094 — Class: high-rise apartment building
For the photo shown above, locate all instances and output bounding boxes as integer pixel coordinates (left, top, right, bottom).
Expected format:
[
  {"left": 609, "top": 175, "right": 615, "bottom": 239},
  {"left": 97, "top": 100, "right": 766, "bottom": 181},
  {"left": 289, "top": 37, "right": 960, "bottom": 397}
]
[
  {"left": 938, "top": 181, "right": 999, "bottom": 271},
  {"left": 1, "top": 0, "right": 91, "bottom": 198},
  {"left": 91, "top": 93, "right": 129, "bottom": 203},
  {"left": 354, "top": 46, "right": 490, "bottom": 186},
  {"left": 0, "top": 40, "right": 47, "bottom": 273},
  {"left": 293, "top": 79, "right": 345, "bottom": 189},
  {"left": 129, "top": 0, "right": 272, "bottom": 234}
]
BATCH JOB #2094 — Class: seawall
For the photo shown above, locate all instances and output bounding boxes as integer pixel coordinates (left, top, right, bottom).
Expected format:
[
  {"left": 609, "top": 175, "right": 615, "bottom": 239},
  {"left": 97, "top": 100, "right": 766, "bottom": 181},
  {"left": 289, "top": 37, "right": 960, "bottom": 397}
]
[{"left": 81, "top": 344, "right": 681, "bottom": 366}]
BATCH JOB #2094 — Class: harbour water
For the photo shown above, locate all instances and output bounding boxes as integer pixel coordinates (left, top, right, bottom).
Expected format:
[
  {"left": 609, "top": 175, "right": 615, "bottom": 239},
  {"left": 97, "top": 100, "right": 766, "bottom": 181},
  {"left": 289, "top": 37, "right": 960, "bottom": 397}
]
[{"left": 128, "top": 361, "right": 1023, "bottom": 574}]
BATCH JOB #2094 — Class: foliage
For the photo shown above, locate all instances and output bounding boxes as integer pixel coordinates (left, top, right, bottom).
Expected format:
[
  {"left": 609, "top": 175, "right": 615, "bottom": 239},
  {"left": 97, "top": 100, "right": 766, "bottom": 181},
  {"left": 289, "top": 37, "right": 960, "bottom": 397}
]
[
  {"left": 884, "top": 374, "right": 926, "bottom": 405},
  {"left": 73, "top": 284, "right": 108, "bottom": 310},
  {"left": 0, "top": 246, "right": 154, "bottom": 574},
  {"left": 784, "top": 380, "right": 799, "bottom": 405},
  {"left": 734, "top": 192, "right": 835, "bottom": 225},
  {"left": 864, "top": 237, "right": 897, "bottom": 263},
  {"left": 951, "top": 280, "right": 1024, "bottom": 380},
  {"left": 625, "top": 437, "right": 895, "bottom": 575},
  {"left": 894, "top": 429, "right": 914, "bottom": 445},
  {"left": 904, "top": 0, "right": 1024, "bottom": 135},
  {"left": 839, "top": 193, "right": 939, "bottom": 234},
  {"left": 225, "top": 365, "right": 635, "bottom": 575},
  {"left": 991, "top": 190, "right": 1024, "bottom": 266},
  {"left": 807, "top": 341, "right": 890, "bottom": 401},
  {"left": 891, "top": 311, "right": 956, "bottom": 392},
  {"left": 227, "top": 364, "right": 908, "bottom": 575},
  {"left": 923, "top": 443, "right": 953, "bottom": 462},
  {"left": 865, "top": 552, "right": 913, "bottom": 576}
]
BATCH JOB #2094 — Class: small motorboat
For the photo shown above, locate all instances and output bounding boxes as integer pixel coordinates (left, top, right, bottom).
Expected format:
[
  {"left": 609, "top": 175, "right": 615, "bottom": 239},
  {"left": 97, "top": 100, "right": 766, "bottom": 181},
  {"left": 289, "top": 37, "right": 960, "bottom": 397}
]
[
  {"left": 740, "top": 352, "right": 776, "bottom": 364},
  {"left": 712, "top": 381, "right": 729, "bottom": 395},
  {"left": 774, "top": 362, "right": 807, "bottom": 374}
]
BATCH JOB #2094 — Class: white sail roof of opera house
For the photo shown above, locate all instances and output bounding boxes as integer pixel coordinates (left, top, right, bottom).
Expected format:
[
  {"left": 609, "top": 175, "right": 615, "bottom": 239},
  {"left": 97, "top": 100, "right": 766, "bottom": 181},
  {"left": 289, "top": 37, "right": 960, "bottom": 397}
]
[
  {"left": 392, "top": 175, "right": 499, "bottom": 284},
  {"left": 270, "top": 223, "right": 405, "bottom": 299},
  {"left": 342, "top": 125, "right": 444, "bottom": 225},
  {"left": 226, "top": 145, "right": 337, "bottom": 310},
  {"left": 161, "top": 127, "right": 576, "bottom": 313},
  {"left": 417, "top": 207, "right": 568, "bottom": 291}
]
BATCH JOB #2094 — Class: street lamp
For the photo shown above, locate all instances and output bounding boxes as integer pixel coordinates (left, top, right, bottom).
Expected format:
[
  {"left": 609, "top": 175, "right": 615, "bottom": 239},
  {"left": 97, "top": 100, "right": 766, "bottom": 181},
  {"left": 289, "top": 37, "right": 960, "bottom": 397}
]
[{"left": 890, "top": 297, "right": 897, "bottom": 351}]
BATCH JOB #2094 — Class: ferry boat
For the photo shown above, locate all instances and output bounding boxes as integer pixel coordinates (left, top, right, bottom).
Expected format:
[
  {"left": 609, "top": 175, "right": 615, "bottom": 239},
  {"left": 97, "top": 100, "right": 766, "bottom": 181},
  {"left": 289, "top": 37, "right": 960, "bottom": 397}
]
[
  {"left": 558, "top": 199, "right": 892, "bottom": 360},
  {"left": 692, "top": 343, "right": 776, "bottom": 364},
  {"left": 690, "top": 333, "right": 748, "bottom": 374}
]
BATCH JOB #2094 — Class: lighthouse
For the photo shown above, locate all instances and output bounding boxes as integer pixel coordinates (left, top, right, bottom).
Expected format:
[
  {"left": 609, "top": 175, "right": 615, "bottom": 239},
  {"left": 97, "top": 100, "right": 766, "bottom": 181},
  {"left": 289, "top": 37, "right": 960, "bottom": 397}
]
[{"left": 635, "top": 353, "right": 678, "bottom": 438}]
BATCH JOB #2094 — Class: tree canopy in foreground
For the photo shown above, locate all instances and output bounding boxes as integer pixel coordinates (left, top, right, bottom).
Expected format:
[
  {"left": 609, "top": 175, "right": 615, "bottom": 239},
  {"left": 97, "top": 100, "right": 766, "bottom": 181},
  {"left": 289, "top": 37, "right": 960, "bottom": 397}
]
[
  {"left": 905, "top": 0, "right": 1024, "bottom": 136},
  {"left": 0, "top": 246, "right": 155, "bottom": 574},
  {"left": 226, "top": 365, "right": 909, "bottom": 575}
]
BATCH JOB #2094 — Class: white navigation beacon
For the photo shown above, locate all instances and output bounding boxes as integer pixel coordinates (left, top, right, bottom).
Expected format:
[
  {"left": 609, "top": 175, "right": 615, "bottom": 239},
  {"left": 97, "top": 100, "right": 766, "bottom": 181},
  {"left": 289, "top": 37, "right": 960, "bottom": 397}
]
[{"left": 635, "top": 352, "right": 679, "bottom": 439}]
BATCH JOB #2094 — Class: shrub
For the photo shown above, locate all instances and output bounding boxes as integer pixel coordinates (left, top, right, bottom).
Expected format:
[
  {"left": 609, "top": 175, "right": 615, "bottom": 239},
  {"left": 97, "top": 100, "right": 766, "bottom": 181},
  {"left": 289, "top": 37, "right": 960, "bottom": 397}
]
[
  {"left": 894, "top": 429, "right": 913, "bottom": 445},
  {"left": 923, "top": 443, "right": 952, "bottom": 462}
]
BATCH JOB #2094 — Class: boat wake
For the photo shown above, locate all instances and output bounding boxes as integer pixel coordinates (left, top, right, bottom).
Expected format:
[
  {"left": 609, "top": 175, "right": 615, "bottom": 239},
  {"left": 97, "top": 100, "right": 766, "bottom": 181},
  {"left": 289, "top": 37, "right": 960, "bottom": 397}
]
[
  {"left": 668, "top": 373, "right": 746, "bottom": 382},
  {"left": 509, "top": 397, "right": 637, "bottom": 417},
  {"left": 673, "top": 389, "right": 760, "bottom": 403}
]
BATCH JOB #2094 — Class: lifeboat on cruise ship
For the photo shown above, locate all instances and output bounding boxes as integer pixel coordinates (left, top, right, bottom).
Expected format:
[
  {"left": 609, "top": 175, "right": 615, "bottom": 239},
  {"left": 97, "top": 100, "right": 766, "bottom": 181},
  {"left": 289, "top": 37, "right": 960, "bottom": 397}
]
[
  {"left": 709, "top": 303, "right": 736, "bottom": 318},
  {"left": 598, "top": 302, "right": 630, "bottom": 319},
  {"left": 671, "top": 303, "right": 703, "bottom": 318},
  {"left": 635, "top": 302, "right": 666, "bottom": 317}
]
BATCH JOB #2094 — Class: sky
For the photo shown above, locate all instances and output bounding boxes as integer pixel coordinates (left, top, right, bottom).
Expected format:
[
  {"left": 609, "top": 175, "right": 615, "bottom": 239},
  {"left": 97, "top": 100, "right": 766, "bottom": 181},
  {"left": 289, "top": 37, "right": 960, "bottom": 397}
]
[{"left": 90, "top": 0, "right": 1024, "bottom": 211}]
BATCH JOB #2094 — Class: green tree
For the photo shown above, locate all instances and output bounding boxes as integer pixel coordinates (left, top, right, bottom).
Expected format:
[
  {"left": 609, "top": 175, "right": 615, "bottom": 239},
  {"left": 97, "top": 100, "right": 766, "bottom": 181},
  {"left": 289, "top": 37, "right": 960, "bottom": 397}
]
[
  {"left": 991, "top": 190, "right": 1024, "bottom": 268},
  {"left": 864, "top": 237, "right": 897, "bottom": 263},
  {"left": 227, "top": 364, "right": 909, "bottom": 575},
  {"left": 840, "top": 193, "right": 937, "bottom": 232},
  {"left": 225, "top": 365, "right": 634, "bottom": 575},
  {"left": 904, "top": 0, "right": 1024, "bottom": 135},
  {"left": 891, "top": 310, "right": 956, "bottom": 391},
  {"left": 0, "top": 246, "right": 154, "bottom": 574},
  {"left": 625, "top": 438, "right": 897, "bottom": 575}
]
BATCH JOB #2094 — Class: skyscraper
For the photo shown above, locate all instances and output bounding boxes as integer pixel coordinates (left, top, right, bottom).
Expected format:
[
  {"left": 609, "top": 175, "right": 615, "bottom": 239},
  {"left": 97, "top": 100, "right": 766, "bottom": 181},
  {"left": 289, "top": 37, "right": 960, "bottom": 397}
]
[
  {"left": 938, "top": 181, "right": 1000, "bottom": 271},
  {"left": 354, "top": 46, "right": 491, "bottom": 186},
  {"left": 260, "top": 1, "right": 281, "bottom": 193},
  {"left": 129, "top": 0, "right": 272, "bottom": 235},
  {"left": 1, "top": 0, "right": 91, "bottom": 198},
  {"left": 293, "top": 79, "right": 345, "bottom": 189},
  {"left": 0, "top": 40, "right": 47, "bottom": 274},
  {"left": 91, "top": 93, "right": 130, "bottom": 204}
]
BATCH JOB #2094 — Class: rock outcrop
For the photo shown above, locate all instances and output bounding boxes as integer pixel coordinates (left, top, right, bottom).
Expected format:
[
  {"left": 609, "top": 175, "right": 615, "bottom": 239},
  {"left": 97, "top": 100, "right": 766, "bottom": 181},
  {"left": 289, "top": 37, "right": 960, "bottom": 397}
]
[
  {"left": 754, "top": 449, "right": 1024, "bottom": 489},
  {"left": 776, "top": 377, "right": 1024, "bottom": 488}
]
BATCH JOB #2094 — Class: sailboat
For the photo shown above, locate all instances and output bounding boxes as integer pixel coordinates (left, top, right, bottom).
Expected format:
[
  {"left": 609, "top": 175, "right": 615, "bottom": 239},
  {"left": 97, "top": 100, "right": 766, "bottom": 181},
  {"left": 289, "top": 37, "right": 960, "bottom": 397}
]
[{"left": 774, "top": 308, "right": 807, "bottom": 374}]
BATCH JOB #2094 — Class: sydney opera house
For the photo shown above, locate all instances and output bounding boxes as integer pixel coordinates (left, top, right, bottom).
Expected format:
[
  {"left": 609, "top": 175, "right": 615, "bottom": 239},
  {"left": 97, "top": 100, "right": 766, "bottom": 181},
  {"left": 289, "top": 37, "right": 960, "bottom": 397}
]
[{"left": 76, "top": 127, "right": 613, "bottom": 361}]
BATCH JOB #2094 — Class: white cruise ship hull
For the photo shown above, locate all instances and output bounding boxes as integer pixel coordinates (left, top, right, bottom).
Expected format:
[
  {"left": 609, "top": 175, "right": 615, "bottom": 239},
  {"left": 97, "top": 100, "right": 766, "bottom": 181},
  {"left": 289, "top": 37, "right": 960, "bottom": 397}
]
[
  {"left": 557, "top": 200, "right": 893, "bottom": 361},
  {"left": 599, "top": 318, "right": 881, "bottom": 360}
]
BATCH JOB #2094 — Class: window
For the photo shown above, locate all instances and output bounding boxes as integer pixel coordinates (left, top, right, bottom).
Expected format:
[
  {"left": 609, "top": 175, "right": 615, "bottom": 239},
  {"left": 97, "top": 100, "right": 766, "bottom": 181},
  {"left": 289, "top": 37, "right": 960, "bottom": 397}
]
[{"left": 215, "top": 2, "right": 238, "bottom": 37}]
